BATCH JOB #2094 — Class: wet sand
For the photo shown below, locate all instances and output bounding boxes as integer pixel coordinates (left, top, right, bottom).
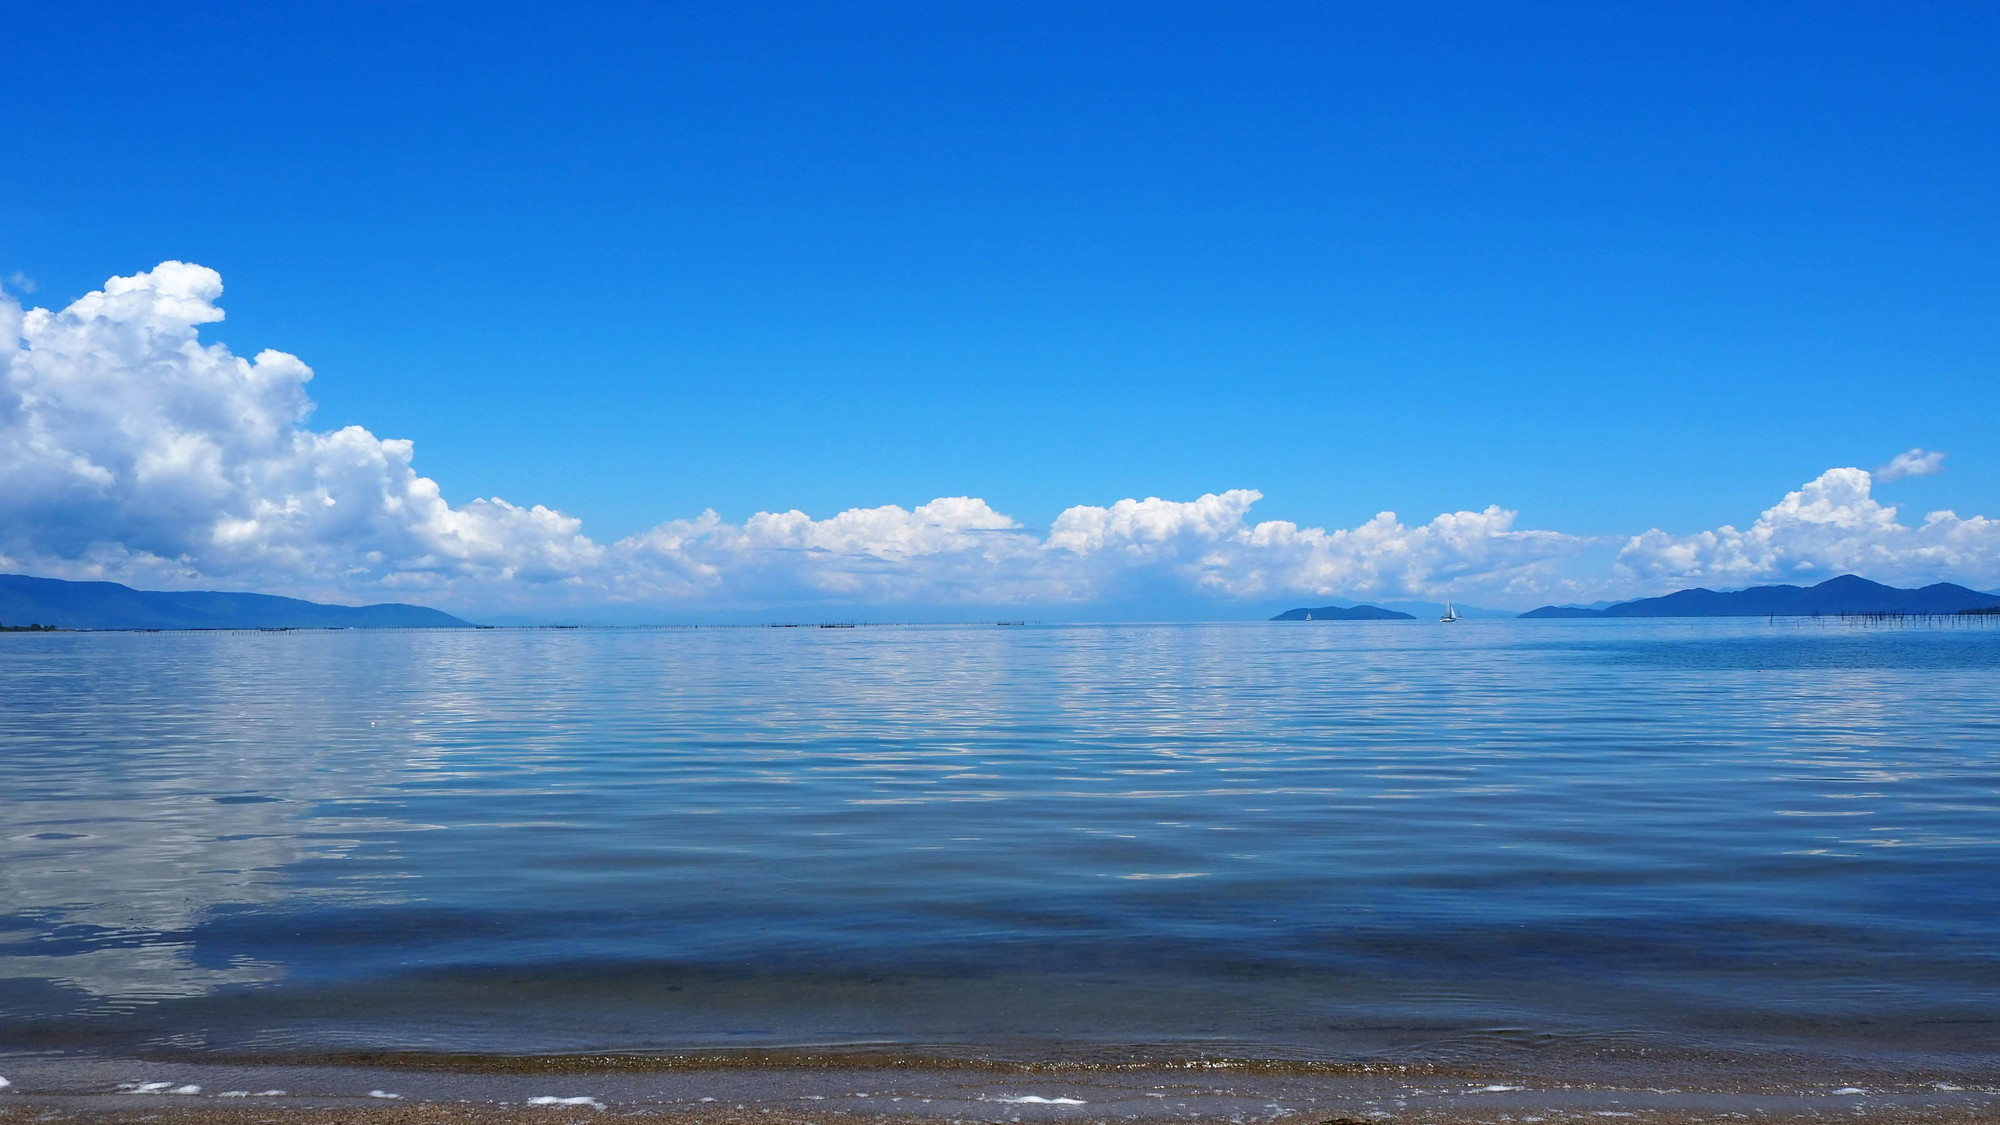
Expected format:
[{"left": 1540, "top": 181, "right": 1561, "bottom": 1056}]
[
  {"left": 6, "top": 1097, "right": 2000, "bottom": 1125},
  {"left": 2, "top": 1052, "right": 1996, "bottom": 1125}
]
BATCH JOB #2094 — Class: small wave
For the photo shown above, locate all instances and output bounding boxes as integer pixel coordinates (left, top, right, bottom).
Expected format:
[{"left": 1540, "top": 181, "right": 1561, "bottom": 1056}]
[
  {"left": 530, "top": 1096, "right": 606, "bottom": 1110},
  {"left": 117, "top": 1082, "right": 200, "bottom": 1095}
]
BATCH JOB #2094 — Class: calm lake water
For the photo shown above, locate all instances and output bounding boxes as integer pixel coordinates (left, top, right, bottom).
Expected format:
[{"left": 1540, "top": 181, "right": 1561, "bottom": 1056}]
[{"left": 2, "top": 621, "right": 1997, "bottom": 1080}]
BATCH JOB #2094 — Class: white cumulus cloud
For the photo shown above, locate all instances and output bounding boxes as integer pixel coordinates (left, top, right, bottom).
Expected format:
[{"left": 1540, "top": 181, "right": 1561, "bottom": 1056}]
[
  {"left": 1040, "top": 492, "right": 1586, "bottom": 604},
  {"left": 608, "top": 489, "right": 1591, "bottom": 610},
  {"left": 613, "top": 498, "right": 1045, "bottom": 605},
  {"left": 0, "top": 262, "right": 600, "bottom": 596},
  {"left": 5, "top": 263, "right": 1997, "bottom": 616},
  {"left": 1615, "top": 467, "right": 2000, "bottom": 591}
]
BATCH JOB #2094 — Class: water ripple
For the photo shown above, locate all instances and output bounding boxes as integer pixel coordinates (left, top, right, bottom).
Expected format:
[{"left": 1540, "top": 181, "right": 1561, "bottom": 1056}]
[{"left": 0, "top": 621, "right": 1996, "bottom": 1070}]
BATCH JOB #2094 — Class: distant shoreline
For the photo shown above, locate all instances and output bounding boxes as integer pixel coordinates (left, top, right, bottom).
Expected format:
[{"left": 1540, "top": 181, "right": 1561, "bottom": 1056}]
[{"left": 8, "top": 613, "right": 2000, "bottom": 634}]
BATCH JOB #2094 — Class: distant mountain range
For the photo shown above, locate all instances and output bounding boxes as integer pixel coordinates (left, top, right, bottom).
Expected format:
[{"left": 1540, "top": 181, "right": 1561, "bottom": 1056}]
[
  {"left": 1520, "top": 575, "right": 2000, "bottom": 618},
  {"left": 1270, "top": 604, "right": 1416, "bottom": 621},
  {"left": 1271, "top": 600, "right": 1512, "bottom": 621},
  {"left": 0, "top": 573, "right": 471, "bottom": 630}
]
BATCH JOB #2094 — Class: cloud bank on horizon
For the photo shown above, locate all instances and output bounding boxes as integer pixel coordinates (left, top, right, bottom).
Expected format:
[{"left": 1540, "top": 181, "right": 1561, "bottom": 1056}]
[{"left": 4, "top": 263, "right": 1994, "bottom": 616}]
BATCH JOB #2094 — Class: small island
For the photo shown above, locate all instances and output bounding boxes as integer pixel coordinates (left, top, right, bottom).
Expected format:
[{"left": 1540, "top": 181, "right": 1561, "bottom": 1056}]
[{"left": 1271, "top": 604, "right": 1415, "bottom": 621}]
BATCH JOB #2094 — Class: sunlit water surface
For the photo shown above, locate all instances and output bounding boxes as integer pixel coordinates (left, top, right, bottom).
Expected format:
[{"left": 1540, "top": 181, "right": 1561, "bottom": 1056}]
[{"left": 2, "top": 621, "right": 1996, "bottom": 1078}]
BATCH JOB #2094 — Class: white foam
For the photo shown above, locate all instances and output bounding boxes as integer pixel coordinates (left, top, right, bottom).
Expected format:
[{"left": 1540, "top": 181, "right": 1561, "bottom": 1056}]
[
  {"left": 0, "top": 1076, "right": 10, "bottom": 1091},
  {"left": 529, "top": 1096, "right": 605, "bottom": 1111},
  {"left": 1833, "top": 1087, "right": 1866, "bottom": 1095},
  {"left": 995, "top": 1096, "right": 1087, "bottom": 1105},
  {"left": 1477, "top": 1085, "right": 1525, "bottom": 1092},
  {"left": 369, "top": 1090, "right": 403, "bottom": 1099},
  {"left": 219, "top": 1091, "right": 250, "bottom": 1098},
  {"left": 119, "top": 1082, "right": 202, "bottom": 1096}
]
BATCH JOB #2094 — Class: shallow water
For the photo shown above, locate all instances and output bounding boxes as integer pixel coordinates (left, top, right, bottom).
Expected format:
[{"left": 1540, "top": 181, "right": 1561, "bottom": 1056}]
[{"left": 1, "top": 620, "right": 1997, "bottom": 1081}]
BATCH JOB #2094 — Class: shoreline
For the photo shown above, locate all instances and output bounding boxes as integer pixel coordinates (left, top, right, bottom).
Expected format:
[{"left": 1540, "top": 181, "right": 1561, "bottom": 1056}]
[{"left": 4, "top": 1051, "right": 1997, "bottom": 1125}]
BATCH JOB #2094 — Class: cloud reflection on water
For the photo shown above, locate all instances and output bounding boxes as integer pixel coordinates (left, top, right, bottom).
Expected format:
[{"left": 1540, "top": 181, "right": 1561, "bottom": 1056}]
[{"left": 1, "top": 623, "right": 1997, "bottom": 1066}]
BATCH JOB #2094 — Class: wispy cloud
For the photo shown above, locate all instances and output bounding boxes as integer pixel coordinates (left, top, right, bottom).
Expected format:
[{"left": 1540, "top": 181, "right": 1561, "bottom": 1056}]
[
  {"left": 1875, "top": 447, "right": 1947, "bottom": 482},
  {"left": 2, "top": 263, "right": 1994, "bottom": 616}
]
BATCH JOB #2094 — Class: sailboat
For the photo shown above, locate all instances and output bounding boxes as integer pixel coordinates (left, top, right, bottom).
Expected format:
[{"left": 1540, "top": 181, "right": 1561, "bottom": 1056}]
[{"left": 1439, "top": 601, "right": 1461, "bottom": 623}]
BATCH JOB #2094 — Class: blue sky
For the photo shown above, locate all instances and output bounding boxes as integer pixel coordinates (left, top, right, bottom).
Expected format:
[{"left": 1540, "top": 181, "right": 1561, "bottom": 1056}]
[{"left": 3, "top": 3, "right": 1997, "bottom": 617}]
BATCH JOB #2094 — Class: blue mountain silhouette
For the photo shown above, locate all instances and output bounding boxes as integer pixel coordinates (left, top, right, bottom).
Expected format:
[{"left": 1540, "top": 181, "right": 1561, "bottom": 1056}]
[
  {"left": 0, "top": 573, "right": 470, "bottom": 630},
  {"left": 1520, "top": 574, "right": 2000, "bottom": 618},
  {"left": 1270, "top": 604, "right": 1416, "bottom": 621}
]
